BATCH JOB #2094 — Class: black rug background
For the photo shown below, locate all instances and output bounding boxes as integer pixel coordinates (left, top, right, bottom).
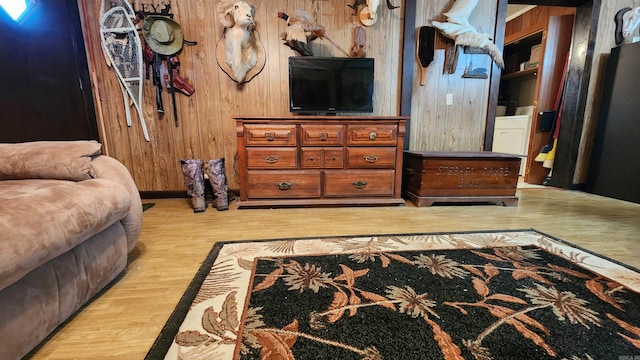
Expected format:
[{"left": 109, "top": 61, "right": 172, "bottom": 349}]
[{"left": 243, "top": 246, "right": 640, "bottom": 359}]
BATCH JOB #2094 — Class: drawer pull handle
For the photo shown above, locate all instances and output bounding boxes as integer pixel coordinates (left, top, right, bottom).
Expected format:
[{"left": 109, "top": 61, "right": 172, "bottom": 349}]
[
  {"left": 369, "top": 131, "right": 377, "bottom": 140},
  {"left": 265, "top": 132, "right": 275, "bottom": 141},
  {"left": 318, "top": 132, "right": 328, "bottom": 141},
  {"left": 364, "top": 155, "right": 380, "bottom": 163},
  {"left": 264, "top": 155, "right": 280, "bottom": 164},
  {"left": 276, "top": 182, "right": 292, "bottom": 190},
  {"left": 352, "top": 181, "right": 368, "bottom": 189}
]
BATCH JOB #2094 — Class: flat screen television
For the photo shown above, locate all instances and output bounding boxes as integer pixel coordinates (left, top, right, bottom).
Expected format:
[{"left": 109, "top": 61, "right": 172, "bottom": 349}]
[{"left": 288, "top": 57, "right": 374, "bottom": 114}]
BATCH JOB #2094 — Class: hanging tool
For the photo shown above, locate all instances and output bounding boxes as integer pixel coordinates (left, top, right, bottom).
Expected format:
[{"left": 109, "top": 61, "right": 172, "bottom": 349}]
[
  {"left": 417, "top": 26, "right": 435, "bottom": 86},
  {"left": 99, "top": 3, "right": 149, "bottom": 141},
  {"left": 152, "top": 50, "right": 164, "bottom": 114},
  {"left": 535, "top": 52, "right": 570, "bottom": 162},
  {"left": 168, "top": 56, "right": 179, "bottom": 127}
]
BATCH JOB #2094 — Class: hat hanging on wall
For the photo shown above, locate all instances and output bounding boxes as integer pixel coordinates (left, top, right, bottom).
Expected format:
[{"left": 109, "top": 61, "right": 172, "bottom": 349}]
[{"left": 142, "top": 16, "right": 184, "bottom": 55}]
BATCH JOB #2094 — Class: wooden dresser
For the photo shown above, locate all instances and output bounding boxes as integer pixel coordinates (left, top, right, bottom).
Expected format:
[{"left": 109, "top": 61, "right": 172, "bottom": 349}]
[{"left": 235, "top": 115, "right": 407, "bottom": 208}]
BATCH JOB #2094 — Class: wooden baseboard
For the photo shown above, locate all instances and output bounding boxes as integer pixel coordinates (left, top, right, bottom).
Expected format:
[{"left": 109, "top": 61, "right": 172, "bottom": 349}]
[
  {"left": 139, "top": 189, "right": 240, "bottom": 199},
  {"left": 140, "top": 191, "right": 187, "bottom": 199}
]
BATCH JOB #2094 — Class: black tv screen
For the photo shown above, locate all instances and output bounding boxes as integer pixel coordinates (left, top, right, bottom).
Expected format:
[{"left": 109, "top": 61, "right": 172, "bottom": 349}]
[{"left": 289, "top": 57, "right": 374, "bottom": 114}]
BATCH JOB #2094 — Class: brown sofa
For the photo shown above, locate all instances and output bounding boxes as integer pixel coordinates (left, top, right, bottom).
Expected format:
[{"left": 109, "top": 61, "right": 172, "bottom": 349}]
[{"left": 0, "top": 141, "right": 142, "bottom": 360}]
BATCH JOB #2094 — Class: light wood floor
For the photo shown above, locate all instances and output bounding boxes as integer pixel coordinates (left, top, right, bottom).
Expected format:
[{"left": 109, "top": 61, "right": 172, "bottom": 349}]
[{"left": 29, "top": 188, "right": 640, "bottom": 359}]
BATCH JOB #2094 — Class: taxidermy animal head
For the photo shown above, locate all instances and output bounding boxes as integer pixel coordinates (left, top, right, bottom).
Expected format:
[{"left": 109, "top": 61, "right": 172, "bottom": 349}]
[
  {"left": 218, "top": 1, "right": 255, "bottom": 30},
  {"left": 217, "top": 1, "right": 258, "bottom": 82},
  {"left": 366, "top": 0, "right": 380, "bottom": 20},
  {"left": 348, "top": 0, "right": 399, "bottom": 26}
]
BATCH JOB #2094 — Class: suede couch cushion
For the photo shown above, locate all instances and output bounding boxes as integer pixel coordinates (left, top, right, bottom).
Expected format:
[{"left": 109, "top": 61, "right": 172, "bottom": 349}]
[
  {"left": 0, "top": 222, "right": 128, "bottom": 360},
  {"left": 0, "top": 178, "right": 131, "bottom": 291},
  {"left": 0, "top": 141, "right": 102, "bottom": 181},
  {"left": 91, "top": 156, "right": 143, "bottom": 252}
]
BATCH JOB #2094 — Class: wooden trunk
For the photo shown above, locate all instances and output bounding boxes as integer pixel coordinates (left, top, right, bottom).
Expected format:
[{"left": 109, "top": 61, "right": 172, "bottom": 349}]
[{"left": 402, "top": 151, "right": 521, "bottom": 207}]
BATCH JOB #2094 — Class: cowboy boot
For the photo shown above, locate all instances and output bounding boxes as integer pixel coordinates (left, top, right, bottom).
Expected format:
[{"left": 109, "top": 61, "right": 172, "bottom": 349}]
[
  {"left": 180, "top": 159, "right": 207, "bottom": 212},
  {"left": 206, "top": 158, "right": 229, "bottom": 211}
]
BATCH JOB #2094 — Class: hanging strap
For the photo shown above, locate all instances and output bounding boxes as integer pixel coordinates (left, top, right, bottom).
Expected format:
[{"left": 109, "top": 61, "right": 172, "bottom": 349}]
[
  {"left": 543, "top": 51, "right": 570, "bottom": 146},
  {"left": 551, "top": 52, "right": 571, "bottom": 138}
]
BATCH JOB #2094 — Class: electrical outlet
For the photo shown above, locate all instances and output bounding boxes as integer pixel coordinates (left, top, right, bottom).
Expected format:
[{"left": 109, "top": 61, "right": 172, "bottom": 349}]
[{"left": 446, "top": 93, "right": 453, "bottom": 105}]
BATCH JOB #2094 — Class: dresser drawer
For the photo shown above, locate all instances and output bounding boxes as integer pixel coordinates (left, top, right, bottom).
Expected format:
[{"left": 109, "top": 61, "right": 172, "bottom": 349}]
[
  {"left": 244, "top": 125, "right": 297, "bottom": 146},
  {"left": 324, "top": 170, "right": 394, "bottom": 197},
  {"left": 301, "top": 125, "right": 344, "bottom": 146},
  {"left": 347, "top": 125, "right": 397, "bottom": 146},
  {"left": 246, "top": 171, "right": 320, "bottom": 198},
  {"left": 302, "top": 148, "right": 344, "bottom": 169},
  {"left": 246, "top": 148, "right": 297, "bottom": 169},
  {"left": 347, "top": 147, "right": 396, "bottom": 168}
]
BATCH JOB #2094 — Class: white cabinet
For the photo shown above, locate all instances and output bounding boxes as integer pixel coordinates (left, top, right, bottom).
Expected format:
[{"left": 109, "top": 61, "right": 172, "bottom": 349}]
[{"left": 492, "top": 115, "right": 532, "bottom": 175}]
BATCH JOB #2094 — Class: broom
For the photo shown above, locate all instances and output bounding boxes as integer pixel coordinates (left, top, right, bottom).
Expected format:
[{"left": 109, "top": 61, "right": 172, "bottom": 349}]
[
  {"left": 543, "top": 91, "right": 566, "bottom": 169},
  {"left": 535, "top": 52, "right": 569, "bottom": 162},
  {"left": 535, "top": 83, "right": 564, "bottom": 162}
]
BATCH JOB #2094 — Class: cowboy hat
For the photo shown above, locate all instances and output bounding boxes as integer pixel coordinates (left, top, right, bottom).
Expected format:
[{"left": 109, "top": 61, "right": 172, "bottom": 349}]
[{"left": 142, "top": 16, "right": 183, "bottom": 55}]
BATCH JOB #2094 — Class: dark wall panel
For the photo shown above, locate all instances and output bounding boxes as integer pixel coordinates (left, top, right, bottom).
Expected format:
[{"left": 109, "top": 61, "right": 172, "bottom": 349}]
[
  {"left": 0, "top": 0, "right": 97, "bottom": 142},
  {"left": 586, "top": 41, "right": 640, "bottom": 204}
]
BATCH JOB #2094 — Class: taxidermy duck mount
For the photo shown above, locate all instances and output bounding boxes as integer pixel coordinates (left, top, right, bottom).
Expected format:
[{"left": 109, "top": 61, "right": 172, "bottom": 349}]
[{"left": 278, "top": 10, "right": 349, "bottom": 57}]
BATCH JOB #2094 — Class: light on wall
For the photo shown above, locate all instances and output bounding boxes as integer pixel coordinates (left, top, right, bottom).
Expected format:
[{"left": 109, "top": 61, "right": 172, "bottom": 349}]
[{"left": 0, "top": 0, "right": 33, "bottom": 22}]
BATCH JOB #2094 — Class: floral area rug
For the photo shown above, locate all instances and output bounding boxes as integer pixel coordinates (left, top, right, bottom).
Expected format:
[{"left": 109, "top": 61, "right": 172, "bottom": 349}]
[{"left": 145, "top": 230, "right": 640, "bottom": 360}]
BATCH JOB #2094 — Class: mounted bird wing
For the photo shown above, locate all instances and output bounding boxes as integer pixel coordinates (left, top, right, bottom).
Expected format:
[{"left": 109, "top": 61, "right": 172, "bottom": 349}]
[
  {"left": 431, "top": 20, "right": 476, "bottom": 40},
  {"left": 444, "top": 0, "right": 478, "bottom": 24},
  {"left": 431, "top": 0, "right": 504, "bottom": 70},
  {"left": 455, "top": 32, "right": 504, "bottom": 69}
]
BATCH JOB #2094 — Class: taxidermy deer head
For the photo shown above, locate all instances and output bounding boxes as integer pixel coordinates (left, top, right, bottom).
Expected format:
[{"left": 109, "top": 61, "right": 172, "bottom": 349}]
[{"left": 217, "top": 1, "right": 258, "bottom": 82}]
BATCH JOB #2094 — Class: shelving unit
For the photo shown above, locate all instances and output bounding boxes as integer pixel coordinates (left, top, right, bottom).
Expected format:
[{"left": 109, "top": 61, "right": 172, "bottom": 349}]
[
  {"left": 500, "top": 67, "right": 538, "bottom": 81},
  {"left": 496, "top": 6, "right": 575, "bottom": 184},
  {"left": 502, "top": 31, "right": 543, "bottom": 76}
]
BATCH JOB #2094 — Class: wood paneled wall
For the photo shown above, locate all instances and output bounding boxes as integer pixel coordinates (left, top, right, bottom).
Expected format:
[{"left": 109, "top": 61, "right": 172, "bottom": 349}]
[
  {"left": 78, "top": 0, "right": 498, "bottom": 191},
  {"left": 410, "top": 1, "right": 498, "bottom": 152},
  {"left": 573, "top": 0, "right": 640, "bottom": 184}
]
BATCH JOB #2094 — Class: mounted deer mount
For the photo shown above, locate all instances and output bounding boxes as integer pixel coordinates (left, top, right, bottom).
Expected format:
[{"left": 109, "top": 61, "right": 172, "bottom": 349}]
[
  {"left": 347, "top": 0, "right": 400, "bottom": 27},
  {"left": 215, "top": 1, "right": 266, "bottom": 84}
]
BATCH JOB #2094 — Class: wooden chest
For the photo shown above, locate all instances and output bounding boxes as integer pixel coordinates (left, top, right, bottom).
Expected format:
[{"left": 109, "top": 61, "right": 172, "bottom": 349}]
[
  {"left": 402, "top": 151, "right": 521, "bottom": 207},
  {"left": 235, "top": 116, "right": 407, "bottom": 208}
]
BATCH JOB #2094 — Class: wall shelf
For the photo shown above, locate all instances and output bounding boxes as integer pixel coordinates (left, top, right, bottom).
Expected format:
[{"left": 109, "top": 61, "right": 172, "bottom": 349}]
[{"left": 501, "top": 67, "right": 538, "bottom": 80}]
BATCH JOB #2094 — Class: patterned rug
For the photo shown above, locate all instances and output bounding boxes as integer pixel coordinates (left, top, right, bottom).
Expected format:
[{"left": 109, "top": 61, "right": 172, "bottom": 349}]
[
  {"left": 145, "top": 230, "right": 640, "bottom": 360},
  {"left": 142, "top": 203, "right": 155, "bottom": 212}
]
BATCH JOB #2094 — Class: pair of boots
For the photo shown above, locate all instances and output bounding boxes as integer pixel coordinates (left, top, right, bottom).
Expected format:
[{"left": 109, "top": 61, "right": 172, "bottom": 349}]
[{"left": 180, "top": 158, "right": 228, "bottom": 212}]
